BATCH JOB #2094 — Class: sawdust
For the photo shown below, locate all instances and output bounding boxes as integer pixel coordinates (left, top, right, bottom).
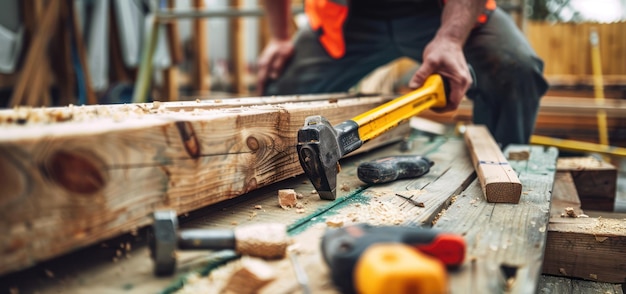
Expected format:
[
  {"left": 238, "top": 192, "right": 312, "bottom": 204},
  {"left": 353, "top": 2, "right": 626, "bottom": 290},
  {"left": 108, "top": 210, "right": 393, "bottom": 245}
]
[
  {"left": 431, "top": 209, "right": 446, "bottom": 226},
  {"left": 324, "top": 198, "right": 417, "bottom": 227},
  {"left": 0, "top": 102, "right": 237, "bottom": 125}
]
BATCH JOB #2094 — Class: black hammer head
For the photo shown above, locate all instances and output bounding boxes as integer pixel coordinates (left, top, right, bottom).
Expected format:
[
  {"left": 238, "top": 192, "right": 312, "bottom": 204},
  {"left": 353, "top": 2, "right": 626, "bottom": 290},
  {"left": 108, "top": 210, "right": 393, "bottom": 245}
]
[
  {"left": 297, "top": 116, "right": 341, "bottom": 200},
  {"left": 148, "top": 210, "right": 178, "bottom": 276}
]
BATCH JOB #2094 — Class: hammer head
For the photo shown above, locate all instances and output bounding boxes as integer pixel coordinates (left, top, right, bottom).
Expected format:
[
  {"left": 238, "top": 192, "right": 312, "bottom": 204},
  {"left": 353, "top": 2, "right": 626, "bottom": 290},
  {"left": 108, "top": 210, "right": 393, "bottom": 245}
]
[
  {"left": 297, "top": 116, "right": 342, "bottom": 200},
  {"left": 148, "top": 210, "right": 178, "bottom": 276}
]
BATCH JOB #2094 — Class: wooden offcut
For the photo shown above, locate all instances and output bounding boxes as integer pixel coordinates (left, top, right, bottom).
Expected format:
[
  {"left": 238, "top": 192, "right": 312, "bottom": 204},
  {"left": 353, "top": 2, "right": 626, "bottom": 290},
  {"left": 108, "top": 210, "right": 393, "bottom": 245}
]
[
  {"left": 278, "top": 189, "right": 298, "bottom": 208},
  {"left": 0, "top": 94, "right": 408, "bottom": 275},
  {"left": 542, "top": 172, "right": 626, "bottom": 284},
  {"left": 222, "top": 258, "right": 276, "bottom": 294},
  {"left": 463, "top": 125, "right": 522, "bottom": 203}
]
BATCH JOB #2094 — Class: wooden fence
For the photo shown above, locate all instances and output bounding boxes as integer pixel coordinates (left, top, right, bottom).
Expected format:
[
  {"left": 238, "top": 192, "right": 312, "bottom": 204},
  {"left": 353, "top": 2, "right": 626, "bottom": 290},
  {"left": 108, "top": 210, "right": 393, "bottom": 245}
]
[{"left": 525, "top": 21, "right": 626, "bottom": 85}]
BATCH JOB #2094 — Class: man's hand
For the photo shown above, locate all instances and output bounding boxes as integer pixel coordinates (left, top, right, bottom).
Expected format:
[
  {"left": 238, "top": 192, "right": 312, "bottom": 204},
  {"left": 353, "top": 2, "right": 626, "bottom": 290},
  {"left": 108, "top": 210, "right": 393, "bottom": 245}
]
[
  {"left": 257, "top": 38, "right": 294, "bottom": 95},
  {"left": 408, "top": 0, "right": 486, "bottom": 112},
  {"left": 408, "top": 37, "right": 472, "bottom": 113},
  {"left": 257, "top": 0, "right": 292, "bottom": 95}
]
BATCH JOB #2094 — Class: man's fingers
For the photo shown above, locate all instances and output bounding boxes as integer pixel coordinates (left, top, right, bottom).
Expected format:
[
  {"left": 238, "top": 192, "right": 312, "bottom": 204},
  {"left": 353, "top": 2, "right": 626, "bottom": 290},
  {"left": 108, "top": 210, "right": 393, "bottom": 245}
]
[
  {"left": 409, "top": 62, "right": 435, "bottom": 89},
  {"left": 256, "top": 53, "right": 277, "bottom": 95},
  {"left": 269, "top": 55, "right": 286, "bottom": 79}
]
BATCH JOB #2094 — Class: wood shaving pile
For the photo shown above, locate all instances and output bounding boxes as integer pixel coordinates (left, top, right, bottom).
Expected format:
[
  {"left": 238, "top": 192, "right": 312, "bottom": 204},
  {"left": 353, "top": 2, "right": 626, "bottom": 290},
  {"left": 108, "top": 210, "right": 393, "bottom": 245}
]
[{"left": 324, "top": 198, "right": 416, "bottom": 227}]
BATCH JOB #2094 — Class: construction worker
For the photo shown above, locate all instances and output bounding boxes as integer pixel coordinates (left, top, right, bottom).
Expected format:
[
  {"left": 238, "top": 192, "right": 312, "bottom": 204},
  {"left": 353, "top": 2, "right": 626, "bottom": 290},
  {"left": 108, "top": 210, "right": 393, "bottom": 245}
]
[{"left": 256, "top": 0, "right": 549, "bottom": 148}]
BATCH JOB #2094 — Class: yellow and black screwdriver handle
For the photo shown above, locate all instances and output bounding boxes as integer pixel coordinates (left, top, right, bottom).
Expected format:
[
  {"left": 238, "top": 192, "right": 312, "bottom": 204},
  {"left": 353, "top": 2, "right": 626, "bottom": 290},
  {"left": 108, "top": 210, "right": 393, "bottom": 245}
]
[{"left": 297, "top": 74, "right": 449, "bottom": 200}]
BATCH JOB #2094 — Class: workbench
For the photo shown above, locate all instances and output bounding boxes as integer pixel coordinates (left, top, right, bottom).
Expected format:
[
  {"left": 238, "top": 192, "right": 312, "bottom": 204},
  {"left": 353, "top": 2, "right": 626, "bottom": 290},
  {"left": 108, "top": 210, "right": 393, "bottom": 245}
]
[{"left": 1, "top": 98, "right": 624, "bottom": 294}]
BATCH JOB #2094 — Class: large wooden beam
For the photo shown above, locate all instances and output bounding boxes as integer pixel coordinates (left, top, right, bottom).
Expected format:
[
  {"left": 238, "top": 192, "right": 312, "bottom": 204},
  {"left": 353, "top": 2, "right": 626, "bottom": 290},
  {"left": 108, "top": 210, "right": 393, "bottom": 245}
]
[
  {"left": 0, "top": 94, "right": 402, "bottom": 275},
  {"left": 542, "top": 172, "right": 626, "bottom": 284},
  {"left": 463, "top": 125, "right": 522, "bottom": 203}
]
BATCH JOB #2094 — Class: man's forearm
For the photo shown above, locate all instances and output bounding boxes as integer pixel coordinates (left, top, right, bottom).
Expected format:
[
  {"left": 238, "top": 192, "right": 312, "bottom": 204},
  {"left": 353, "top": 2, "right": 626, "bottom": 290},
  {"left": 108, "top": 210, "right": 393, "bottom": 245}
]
[
  {"left": 263, "top": 0, "right": 292, "bottom": 40},
  {"left": 437, "top": 0, "right": 487, "bottom": 45}
]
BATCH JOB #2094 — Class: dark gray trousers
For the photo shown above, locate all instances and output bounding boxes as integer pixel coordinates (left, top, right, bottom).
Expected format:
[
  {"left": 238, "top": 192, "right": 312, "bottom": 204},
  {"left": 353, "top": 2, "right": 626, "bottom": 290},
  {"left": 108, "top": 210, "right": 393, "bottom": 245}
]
[{"left": 264, "top": 8, "right": 549, "bottom": 147}]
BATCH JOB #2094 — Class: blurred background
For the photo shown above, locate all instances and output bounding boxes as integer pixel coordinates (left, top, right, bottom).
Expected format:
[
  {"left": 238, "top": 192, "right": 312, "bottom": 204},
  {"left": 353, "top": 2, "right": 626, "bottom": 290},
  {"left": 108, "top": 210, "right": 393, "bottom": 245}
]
[{"left": 0, "top": 0, "right": 625, "bottom": 146}]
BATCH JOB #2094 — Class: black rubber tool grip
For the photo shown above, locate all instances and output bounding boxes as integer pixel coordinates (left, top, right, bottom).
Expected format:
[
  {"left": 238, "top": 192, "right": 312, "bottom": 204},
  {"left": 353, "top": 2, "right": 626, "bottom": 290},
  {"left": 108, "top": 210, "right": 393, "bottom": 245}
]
[{"left": 357, "top": 155, "right": 433, "bottom": 184}]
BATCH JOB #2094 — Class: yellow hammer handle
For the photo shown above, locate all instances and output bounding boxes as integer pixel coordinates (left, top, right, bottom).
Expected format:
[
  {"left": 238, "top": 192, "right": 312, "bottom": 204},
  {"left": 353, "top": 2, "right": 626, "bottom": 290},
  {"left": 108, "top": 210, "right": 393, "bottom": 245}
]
[{"left": 352, "top": 74, "right": 447, "bottom": 143}]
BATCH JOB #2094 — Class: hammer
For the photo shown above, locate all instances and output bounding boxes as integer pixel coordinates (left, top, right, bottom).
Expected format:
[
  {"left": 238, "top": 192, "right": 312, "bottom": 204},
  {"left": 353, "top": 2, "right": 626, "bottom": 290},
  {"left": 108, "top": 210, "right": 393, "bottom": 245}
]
[
  {"left": 148, "top": 210, "right": 290, "bottom": 276},
  {"left": 297, "top": 74, "right": 450, "bottom": 200}
]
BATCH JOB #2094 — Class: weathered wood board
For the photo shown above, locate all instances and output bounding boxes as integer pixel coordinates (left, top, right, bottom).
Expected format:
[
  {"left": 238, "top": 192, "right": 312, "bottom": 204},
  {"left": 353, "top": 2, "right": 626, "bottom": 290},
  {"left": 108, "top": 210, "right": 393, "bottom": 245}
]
[
  {"left": 173, "top": 138, "right": 558, "bottom": 294},
  {"left": 543, "top": 172, "right": 626, "bottom": 283},
  {"left": 0, "top": 94, "right": 409, "bottom": 275},
  {"left": 434, "top": 145, "right": 559, "bottom": 293},
  {"left": 538, "top": 275, "right": 624, "bottom": 294}
]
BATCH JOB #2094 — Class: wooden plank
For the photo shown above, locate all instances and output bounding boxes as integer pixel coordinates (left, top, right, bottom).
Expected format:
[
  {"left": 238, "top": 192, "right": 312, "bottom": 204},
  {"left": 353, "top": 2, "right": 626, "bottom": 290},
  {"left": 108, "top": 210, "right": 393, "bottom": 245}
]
[
  {"left": 542, "top": 171, "right": 626, "bottom": 284},
  {"left": 463, "top": 125, "right": 522, "bottom": 203},
  {"left": 435, "top": 145, "right": 559, "bottom": 293},
  {"left": 162, "top": 67, "right": 180, "bottom": 101},
  {"left": 9, "top": 0, "right": 60, "bottom": 107},
  {"left": 538, "top": 275, "right": 624, "bottom": 294},
  {"left": 0, "top": 94, "right": 407, "bottom": 275},
  {"left": 420, "top": 96, "right": 626, "bottom": 145},
  {"left": 161, "top": 0, "right": 183, "bottom": 101},
  {"left": 49, "top": 0, "right": 76, "bottom": 106},
  {"left": 108, "top": 6, "right": 135, "bottom": 85},
  {"left": 191, "top": 0, "right": 209, "bottom": 93},
  {"left": 557, "top": 157, "right": 617, "bottom": 212},
  {"left": 230, "top": 0, "right": 247, "bottom": 95},
  {"left": 68, "top": 0, "right": 97, "bottom": 105}
]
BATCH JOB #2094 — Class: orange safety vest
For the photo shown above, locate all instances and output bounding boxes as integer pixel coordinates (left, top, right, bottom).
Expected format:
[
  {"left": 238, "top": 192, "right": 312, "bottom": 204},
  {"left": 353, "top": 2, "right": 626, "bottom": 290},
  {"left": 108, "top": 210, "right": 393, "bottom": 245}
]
[{"left": 305, "top": 0, "right": 497, "bottom": 59}]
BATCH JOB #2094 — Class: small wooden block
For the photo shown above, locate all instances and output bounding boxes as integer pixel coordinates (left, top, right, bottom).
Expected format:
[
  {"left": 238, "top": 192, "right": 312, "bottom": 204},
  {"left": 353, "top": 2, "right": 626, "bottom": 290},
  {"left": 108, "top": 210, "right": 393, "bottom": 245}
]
[
  {"left": 221, "top": 257, "right": 276, "bottom": 294},
  {"left": 463, "top": 125, "right": 522, "bottom": 203},
  {"left": 557, "top": 156, "right": 617, "bottom": 212},
  {"left": 278, "top": 189, "right": 298, "bottom": 208}
]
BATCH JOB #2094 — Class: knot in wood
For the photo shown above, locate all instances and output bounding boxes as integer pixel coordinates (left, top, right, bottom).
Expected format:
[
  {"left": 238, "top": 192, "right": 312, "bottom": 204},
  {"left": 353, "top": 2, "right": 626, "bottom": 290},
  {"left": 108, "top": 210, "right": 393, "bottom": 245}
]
[
  {"left": 44, "top": 151, "right": 106, "bottom": 194},
  {"left": 246, "top": 136, "right": 260, "bottom": 151},
  {"left": 175, "top": 121, "right": 200, "bottom": 158}
]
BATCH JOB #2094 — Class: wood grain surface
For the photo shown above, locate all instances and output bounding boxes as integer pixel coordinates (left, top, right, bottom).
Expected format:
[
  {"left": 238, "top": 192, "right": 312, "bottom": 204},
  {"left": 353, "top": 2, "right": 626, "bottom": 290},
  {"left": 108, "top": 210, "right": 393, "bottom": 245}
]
[{"left": 0, "top": 94, "right": 404, "bottom": 275}]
